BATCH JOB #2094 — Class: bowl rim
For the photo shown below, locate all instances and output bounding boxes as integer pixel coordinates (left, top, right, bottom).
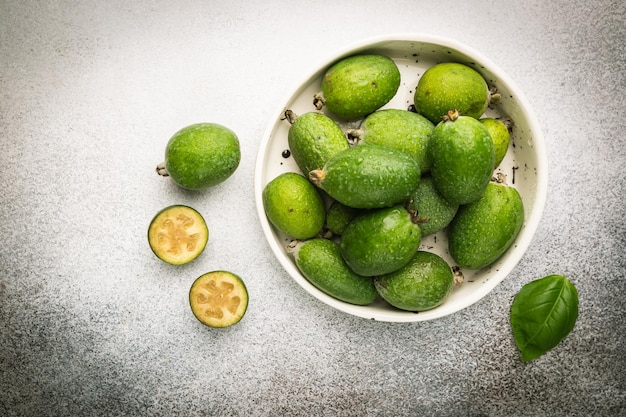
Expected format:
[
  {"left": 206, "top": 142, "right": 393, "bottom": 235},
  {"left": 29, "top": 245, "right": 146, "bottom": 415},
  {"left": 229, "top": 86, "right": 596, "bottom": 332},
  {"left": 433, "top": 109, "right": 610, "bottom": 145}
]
[{"left": 254, "top": 33, "right": 548, "bottom": 322}]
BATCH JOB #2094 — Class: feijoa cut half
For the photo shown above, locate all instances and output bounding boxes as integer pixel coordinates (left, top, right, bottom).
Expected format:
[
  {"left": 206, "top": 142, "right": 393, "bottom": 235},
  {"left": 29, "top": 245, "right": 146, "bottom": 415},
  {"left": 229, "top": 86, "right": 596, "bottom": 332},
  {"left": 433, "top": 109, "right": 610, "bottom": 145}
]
[
  {"left": 189, "top": 271, "right": 248, "bottom": 328},
  {"left": 148, "top": 205, "right": 209, "bottom": 265}
]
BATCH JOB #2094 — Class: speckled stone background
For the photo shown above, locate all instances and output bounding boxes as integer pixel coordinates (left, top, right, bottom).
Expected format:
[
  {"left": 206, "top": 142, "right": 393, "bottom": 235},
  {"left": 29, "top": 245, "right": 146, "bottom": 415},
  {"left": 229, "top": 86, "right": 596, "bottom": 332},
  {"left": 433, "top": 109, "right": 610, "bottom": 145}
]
[{"left": 1, "top": 1, "right": 625, "bottom": 416}]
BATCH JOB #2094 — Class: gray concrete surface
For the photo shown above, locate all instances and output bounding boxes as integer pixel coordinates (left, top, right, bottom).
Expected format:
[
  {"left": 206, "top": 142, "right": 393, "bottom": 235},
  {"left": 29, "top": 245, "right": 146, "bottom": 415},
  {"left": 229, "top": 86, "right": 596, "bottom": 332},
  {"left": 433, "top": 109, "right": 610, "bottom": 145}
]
[{"left": 1, "top": 1, "right": 625, "bottom": 416}]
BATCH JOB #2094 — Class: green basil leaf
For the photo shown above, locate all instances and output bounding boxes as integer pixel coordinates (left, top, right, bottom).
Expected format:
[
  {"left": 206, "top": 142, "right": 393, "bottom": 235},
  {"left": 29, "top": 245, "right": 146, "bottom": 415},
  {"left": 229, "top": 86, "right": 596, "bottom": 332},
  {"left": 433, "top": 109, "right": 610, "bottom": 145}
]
[{"left": 510, "top": 274, "right": 579, "bottom": 362}]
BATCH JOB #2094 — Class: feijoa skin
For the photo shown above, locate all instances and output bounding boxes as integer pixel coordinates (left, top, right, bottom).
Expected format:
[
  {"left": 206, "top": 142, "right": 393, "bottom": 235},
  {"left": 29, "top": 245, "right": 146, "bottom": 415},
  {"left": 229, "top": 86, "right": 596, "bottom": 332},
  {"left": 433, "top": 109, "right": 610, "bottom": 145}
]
[
  {"left": 429, "top": 111, "right": 495, "bottom": 205},
  {"left": 325, "top": 200, "right": 362, "bottom": 236},
  {"left": 351, "top": 109, "right": 435, "bottom": 173},
  {"left": 480, "top": 117, "right": 511, "bottom": 169},
  {"left": 407, "top": 176, "right": 459, "bottom": 237},
  {"left": 448, "top": 182, "right": 524, "bottom": 270},
  {"left": 309, "top": 145, "right": 421, "bottom": 209},
  {"left": 262, "top": 172, "right": 326, "bottom": 240},
  {"left": 414, "top": 62, "right": 490, "bottom": 124},
  {"left": 339, "top": 205, "right": 422, "bottom": 277},
  {"left": 374, "top": 251, "right": 454, "bottom": 312},
  {"left": 291, "top": 239, "right": 377, "bottom": 306},
  {"left": 287, "top": 111, "right": 349, "bottom": 175},
  {"left": 319, "top": 54, "right": 401, "bottom": 120},
  {"left": 157, "top": 123, "right": 241, "bottom": 190}
]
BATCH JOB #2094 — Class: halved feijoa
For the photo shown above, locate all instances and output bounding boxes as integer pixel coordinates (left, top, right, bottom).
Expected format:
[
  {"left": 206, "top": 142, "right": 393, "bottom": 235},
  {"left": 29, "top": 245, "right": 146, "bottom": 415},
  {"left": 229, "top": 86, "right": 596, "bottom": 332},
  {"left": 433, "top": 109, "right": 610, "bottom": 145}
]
[
  {"left": 189, "top": 271, "right": 248, "bottom": 328},
  {"left": 148, "top": 205, "right": 209, "bottom": 265}
]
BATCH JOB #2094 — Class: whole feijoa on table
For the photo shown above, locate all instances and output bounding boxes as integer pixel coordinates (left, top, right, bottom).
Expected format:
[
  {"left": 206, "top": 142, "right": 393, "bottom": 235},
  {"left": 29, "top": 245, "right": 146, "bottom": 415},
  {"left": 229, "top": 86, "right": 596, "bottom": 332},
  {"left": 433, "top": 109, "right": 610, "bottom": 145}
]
[
  {"left": 309, "top": 144, "right": 421, "bottom": 209},
  {"left": 413, "top": 62, "right": 490, "bottom": 123},
  {"left": 289, "top": 238, "right": 377, "bottom": 306},
  {"left": 448, "top": 181, "right": 524, "bottom": 270},
  {"left": 285, "top": 110, "right": 349, "bottom": 175},
  {"left": 429, "top": 110, "right": 495, "bottom": 205},
  {"left": 262, "top": 172, "right": 326, "bottom": 240},
  {"left": 315, "top": 54, "right": 401, "bottom": 120},
  {"left": 348, "top": 108, "right": 435, "bottom": 173},
  {"left": 156, "top": 122, "right": 241, "bottom": 190},
  {"left": 374, "top": 251, "right": 455, "bottom": 312}
]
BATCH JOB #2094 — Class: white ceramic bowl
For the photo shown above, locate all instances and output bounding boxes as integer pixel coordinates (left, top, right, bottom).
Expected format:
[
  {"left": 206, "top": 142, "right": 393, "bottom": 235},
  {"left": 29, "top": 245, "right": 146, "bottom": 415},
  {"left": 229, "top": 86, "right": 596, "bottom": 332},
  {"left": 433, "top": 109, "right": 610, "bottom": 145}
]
[{"left": 254, "top": 34, "right": 547, "bottom": 322}]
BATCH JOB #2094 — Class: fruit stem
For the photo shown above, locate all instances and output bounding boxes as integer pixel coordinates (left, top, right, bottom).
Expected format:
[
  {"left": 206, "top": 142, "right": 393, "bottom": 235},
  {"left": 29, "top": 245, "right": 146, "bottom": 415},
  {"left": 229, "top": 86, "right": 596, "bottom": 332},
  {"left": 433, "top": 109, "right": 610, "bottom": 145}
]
[
  {"left": 491, "top": 172, "right": 508, "bottom": 185},
  {"left": 156, "top": 162, "right": 169, "bottom": 177},
  {"left": 405, "top": 200, "right": 421, "bottom": 224},
  {"left": 282, "top": 109, "right": 298, "bottom": 124},
  {"left": 285, "top": 239, "right": 301, "bottom": 254},
  {"left": 308, "top": 169, "right": 326, "bottom": 186},
  {"left": 345, "top": 128, "right": 364, "bottom": 146},
  {"left": 442, "top": 109, "right": 460, "bottom": 122},
  {"left": 313, "top": 92, "right": 325, "bottom": 111},
  {"left": 488, "top": 87, "right": 501, "bottom": 108},
  {"left": 452, "top": 266, "right": 464, "bottom": 285}
]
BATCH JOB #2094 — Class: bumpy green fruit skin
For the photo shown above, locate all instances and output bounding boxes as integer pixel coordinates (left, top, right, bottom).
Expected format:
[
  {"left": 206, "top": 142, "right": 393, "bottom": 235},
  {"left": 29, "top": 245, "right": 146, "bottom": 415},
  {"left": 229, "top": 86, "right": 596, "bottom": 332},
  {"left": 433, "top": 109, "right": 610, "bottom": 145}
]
[
  {"left": 357, "top": 109, "right": 435, "bottom": 173},
  {"left": 288, "top": 112, "right": 349, "bottom": 174},
  {"left": 374, "top": 251, "right": 454, "bottom": 311},
  {"left": 325, "top": 200, "right": 361, "bottom": 236},
  {"left": 448, "top": 182, "right": 524, "bottom": 270},
  {"left": 262, "top": 172, "right": 326, "bottom": 240},
  {"left": 321, "top": 54, "right": 401, "bottom": 120},
  {"left": 164, "top": 123, "right": 241, "bottom": 190},
  {"left": 414, "top": 62, "right": 489, "bottom": 123},
  {"left": 429, "top": 115, "right": 495, "bottom": 205},
  {"left": 339, "top": 205, "right": 421, "bottom": 277},
  {"left": 407, "top": 176, "right": 459, "bottom": 236},
  {"left": 293, "top": 239, "right": 377, "bottom": 306},
  {"left": 480, "top": 118, "right": 511, "bottom": 169},
  {"left": 310, "top": 145, "right": 421, "bottom": 209}
]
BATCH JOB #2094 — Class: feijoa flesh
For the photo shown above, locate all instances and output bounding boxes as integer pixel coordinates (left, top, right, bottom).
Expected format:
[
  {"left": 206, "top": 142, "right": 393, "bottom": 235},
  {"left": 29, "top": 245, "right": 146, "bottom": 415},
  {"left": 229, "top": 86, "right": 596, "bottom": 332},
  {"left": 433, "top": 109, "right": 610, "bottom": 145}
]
[
  {"left": 318, "top": 54, "right": 401, "bottom": 120},
  {"left": 148, "top": 205, "right": 208, "bottom": 265},
  {"left": 339, "top": 205, "right": 422, "bottom": 277},
  {"left": 448, "top": 181, "right": 524, "bottom": 270},
  {"left": 290, "top": 238, "right": 377, "bottom": 306},
  {"left": 157, "top": 123, "right": 241, "bottom": 190},
  {"left": 189, "top": 271, "right": 248, "bottom": 328},
  {"left": 309, "top": 144, "right": 421, "bottom": 209},
  {"left": 374, "top": 251, "right": 454, "bottom": 312},
  {"left": 429, "top": 110, "right": 495, "bottom": 205}
]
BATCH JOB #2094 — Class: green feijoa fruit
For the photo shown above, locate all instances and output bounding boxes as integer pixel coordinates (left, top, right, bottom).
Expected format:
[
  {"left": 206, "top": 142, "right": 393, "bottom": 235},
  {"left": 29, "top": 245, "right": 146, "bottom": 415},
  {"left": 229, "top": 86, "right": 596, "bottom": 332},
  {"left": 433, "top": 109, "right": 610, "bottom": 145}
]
[
  {"left": 374, "top": 251, "right": 454, "bottom": 312},
  {"left": 339, "top": 205, "right": 421, "bottom": 276},
  {"left": 429, "top": 110, "right": 495, "bottom": 205},
  {"left": 317, "top": 54, "right": 401, "bottom": 120},
  {"left": 325, "top": 200, "right": 362, "bottom": 236},
  {"left": 480, "top": 117, "right": 511, "bottom": 169},
  {"left": 290, "top": 238, "right": 377, "bottom": 305},
  {"left": 157, "top": 123, "right": 241, "bottom": 190},
  {"left": 414, "top": 62, "right": 490, "bottom": 123},
  {"left": 407, "top": 176, "right": 458, "bottom": 237},
  {"left": 349, "top": 109, "right": 435, "bottom": 173},
  {"left": 262, "top": 172, "right": 326, "bottom": 240},
  {"left": 510, "top": 274, "right": 579, "bottom": 362},
  {"left": 309, "top": 145, "right": 421, "bottom": 209},
  {"left": 448, "top": 182, "right": 524, "bottom": 270},
  {"left": 286, "top": 111, "right": 349, "bottom": 174}
]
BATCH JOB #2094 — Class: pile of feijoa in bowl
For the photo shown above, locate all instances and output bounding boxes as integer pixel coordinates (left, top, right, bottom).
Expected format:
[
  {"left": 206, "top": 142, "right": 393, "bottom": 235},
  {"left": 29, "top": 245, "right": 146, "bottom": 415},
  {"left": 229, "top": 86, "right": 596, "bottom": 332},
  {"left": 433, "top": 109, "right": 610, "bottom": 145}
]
[{"left": 262, "top": 53, "right": 523, "bottom": 312}]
